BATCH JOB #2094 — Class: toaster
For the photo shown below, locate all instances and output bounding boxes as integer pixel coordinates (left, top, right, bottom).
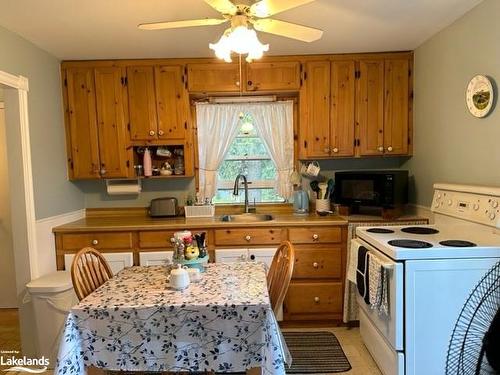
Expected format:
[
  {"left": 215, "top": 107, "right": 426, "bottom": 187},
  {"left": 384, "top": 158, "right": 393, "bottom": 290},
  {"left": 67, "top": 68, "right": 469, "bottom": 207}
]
[{"left": 149, "top": 197, "right": 178, "bottom": 217}]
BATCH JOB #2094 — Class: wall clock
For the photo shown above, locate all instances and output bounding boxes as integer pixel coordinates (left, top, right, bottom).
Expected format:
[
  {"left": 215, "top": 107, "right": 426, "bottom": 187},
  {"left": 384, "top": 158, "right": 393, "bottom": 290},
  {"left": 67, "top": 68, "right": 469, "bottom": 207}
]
[{"left": 466, "top": 75, "right": 495, "bottom": 118}]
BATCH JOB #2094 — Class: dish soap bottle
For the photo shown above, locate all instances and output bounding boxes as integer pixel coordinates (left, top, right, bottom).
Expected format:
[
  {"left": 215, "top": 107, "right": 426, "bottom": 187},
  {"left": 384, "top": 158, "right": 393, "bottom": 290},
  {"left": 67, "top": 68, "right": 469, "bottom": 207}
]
[{"left": 143, "top": 147, "right": 152, "bottom": 177}]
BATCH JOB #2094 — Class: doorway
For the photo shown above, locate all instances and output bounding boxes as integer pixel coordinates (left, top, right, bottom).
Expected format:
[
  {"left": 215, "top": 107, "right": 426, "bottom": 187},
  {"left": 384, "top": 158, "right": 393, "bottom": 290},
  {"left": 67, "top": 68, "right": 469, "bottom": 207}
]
[
  {"left": 0, "top": 89, "right": 17, "bottom": 309},
  {"left": 0, "top": 71, "right": 39, "bottom": 358}
]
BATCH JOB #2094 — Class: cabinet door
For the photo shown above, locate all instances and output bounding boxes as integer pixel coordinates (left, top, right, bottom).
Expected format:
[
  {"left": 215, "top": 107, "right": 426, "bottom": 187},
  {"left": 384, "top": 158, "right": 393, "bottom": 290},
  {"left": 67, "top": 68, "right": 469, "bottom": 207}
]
[
  {"left": 302, "top": 61, "right": 331, "bottom": 158},
  {"left": 139, "top": 251, "right": 174, "bottom": 266},
  {"left": 126, "top": 66, "right": 158, "bottom": 141},
  {"left": 155, "top": 65, "right": 188, "bottom": 140},
  {"left": 94, "top": 67, "right": 131, "bottom": 178},
  {"left": 65, "top": 68, "right": 101, "bottom": 179},
  {"left": 247, "top": 247, "right": 277, "bottom": 271},
  {"left": 384, "top": 59, "right": 409, "bottom": 155},
  {"left": 357, "top": 60, "right": 385, "bottom": 156},
  {"left": 187, "top": 63, "right": 240, "bottom": 92},
  {"left": 64, "top": 252, "right": 133, "bottom": 274},
  {"left": 330, "top": 61, "right": 355, "bottom": 156},
  {"left": 246, "top": 61, "right": 301, "bottom": 91}
]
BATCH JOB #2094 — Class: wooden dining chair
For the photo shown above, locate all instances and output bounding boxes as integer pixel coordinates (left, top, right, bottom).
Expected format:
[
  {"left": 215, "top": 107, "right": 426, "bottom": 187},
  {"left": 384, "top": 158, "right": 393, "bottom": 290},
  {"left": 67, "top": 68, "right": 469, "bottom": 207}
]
[
  {"left": 70, "top": 247, "right": 113, "bottom": 300},
  {"left": 267, "top": 241, "right": 296, "bottom": 315}
]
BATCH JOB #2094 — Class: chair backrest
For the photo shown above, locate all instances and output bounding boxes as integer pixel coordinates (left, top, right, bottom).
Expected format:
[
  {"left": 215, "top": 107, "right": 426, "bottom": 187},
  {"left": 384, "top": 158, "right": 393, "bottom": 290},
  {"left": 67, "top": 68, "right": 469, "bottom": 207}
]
[
  {"left": 267, "top": 241, "right": 295, "bottom": 315},
  {"left": 71, "top": 247, "right": 113, "bottom": 300}
]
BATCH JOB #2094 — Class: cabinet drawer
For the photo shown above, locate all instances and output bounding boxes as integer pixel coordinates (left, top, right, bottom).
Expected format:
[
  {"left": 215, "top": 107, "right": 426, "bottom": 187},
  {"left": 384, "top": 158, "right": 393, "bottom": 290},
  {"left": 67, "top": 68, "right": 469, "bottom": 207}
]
[
  {"left": 284, "top": 282, "right": 343, "bottom": 315},
  {"left": 293, "top": 246, "right": 342, "bottom": 279},
  {"left": 214, "top": 228, "right": 281, "bottom": 246},
  {"left": 61, "top": 232, "right": 133, "bottom": 250},
  {"left": 139, "top": 230, "right": 176, "bottom": 248},
  {"left": 289, "top": 227, "right": 341, "bottom": 244}
]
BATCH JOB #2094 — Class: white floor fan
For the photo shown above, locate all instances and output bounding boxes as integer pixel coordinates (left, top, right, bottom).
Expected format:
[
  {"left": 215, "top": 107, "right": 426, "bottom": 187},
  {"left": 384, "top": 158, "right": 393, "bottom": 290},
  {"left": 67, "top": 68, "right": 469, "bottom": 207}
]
[{"left": 138, "top": 0, "right": 323, "bottom": 43}]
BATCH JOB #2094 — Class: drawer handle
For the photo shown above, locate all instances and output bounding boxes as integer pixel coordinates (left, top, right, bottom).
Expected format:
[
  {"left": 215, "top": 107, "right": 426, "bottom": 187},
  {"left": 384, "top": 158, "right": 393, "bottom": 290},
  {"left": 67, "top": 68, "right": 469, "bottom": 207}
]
[
  {"left": 91, "top": 239, "right": 99, "bottom": 246},
  {"left": 313, "top": 262, "right": 319, "bottom": 269},
  {"left": 245, "top": 235, "right": 251, "bottom": 242},
  {"left": 312, "top": 234, "right": 319, "bottom": 241},
  {"left": 314, "top": 297, "right": 320, "bottom": 303}
]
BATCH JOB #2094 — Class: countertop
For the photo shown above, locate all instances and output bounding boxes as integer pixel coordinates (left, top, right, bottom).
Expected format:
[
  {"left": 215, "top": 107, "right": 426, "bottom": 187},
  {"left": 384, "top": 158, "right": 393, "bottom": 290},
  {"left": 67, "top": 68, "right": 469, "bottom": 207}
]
[{"left": 52, "top": 213, "right": 349, "bottom": 233}]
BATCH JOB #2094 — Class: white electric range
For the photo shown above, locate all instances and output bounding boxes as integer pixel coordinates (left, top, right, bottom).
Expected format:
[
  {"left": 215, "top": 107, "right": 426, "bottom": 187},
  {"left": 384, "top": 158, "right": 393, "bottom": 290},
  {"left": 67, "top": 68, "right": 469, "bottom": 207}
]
[{"left": 353, "top": 183, "right": 500, "bottom": 375}]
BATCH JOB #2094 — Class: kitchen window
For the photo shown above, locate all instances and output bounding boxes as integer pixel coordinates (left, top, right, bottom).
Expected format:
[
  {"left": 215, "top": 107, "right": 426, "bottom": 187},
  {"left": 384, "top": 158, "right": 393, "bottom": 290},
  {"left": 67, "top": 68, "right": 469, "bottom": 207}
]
[
  {"left": 213, "top": 113, "right": 284, "bottom": 203},
  {"left": 196, "top": 101, "right": 294, "bottom": 203}
]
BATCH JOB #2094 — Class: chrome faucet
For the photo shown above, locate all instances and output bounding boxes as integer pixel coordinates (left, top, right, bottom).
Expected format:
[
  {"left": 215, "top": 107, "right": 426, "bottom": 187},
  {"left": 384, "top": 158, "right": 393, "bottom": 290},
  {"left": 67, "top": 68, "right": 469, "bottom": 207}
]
[{"left": 233, "top": 174, "right": 250, "bottom": 213}]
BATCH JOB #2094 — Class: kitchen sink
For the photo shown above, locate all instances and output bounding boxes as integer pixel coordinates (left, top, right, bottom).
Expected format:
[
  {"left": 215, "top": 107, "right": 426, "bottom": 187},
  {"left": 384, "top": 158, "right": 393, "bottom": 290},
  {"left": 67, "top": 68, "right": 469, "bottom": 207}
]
[{"left": 220, "top": 213, "right": 274, "bottom": 222}]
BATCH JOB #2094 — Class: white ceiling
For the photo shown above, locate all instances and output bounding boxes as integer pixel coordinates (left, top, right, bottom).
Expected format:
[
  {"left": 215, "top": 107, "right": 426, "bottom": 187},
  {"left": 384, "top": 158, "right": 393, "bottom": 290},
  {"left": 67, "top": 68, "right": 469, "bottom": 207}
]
[{"left": 0, "top": 0, "right": 483, "bottom": 60}]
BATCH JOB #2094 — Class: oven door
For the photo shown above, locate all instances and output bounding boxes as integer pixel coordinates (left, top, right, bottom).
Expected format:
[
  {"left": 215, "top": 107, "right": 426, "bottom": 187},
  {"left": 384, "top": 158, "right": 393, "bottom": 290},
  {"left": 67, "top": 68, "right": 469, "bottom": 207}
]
[{"left": 354, "top": 238, "right": 404, "bottom": 351}]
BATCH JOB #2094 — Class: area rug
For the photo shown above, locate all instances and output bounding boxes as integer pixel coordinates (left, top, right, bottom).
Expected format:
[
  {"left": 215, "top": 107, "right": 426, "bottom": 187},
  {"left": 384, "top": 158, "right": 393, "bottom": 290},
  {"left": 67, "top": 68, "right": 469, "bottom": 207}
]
[{"left": 283, "top": 331, "right": 352, "bottom": 374}]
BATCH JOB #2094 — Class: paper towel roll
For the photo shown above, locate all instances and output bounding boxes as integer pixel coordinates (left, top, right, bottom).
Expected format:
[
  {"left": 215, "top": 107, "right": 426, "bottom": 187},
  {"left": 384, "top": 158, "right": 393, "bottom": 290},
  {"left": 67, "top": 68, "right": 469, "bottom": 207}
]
[{"left": 106, "top": 179, "right": 142, "bottom": 195}]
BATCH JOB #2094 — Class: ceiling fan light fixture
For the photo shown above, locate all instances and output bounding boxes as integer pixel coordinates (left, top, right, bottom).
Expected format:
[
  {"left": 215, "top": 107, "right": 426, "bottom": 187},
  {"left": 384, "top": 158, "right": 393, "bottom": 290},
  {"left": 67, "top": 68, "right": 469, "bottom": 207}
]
[{"left": 209, "top": 25, "right": 269, "bottom": 63}]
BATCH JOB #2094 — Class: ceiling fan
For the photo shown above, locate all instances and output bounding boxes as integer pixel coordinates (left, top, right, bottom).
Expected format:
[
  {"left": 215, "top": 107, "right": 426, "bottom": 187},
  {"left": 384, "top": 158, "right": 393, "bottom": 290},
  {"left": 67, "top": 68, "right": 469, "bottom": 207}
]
[{"left": 138, "top": 0, "right": 323, "bottom": 62}]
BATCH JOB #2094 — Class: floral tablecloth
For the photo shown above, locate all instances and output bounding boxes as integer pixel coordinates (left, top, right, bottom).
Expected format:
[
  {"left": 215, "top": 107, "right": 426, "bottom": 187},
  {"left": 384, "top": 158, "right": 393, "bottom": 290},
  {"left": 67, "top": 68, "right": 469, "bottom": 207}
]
[{"left": 56, "top": 263, "right": 290, "bottom": 375}]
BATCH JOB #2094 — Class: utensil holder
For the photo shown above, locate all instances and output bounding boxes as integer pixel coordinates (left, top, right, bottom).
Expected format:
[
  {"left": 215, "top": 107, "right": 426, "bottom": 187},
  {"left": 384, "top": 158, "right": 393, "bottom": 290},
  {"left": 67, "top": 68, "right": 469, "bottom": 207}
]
[{"left": 315, "top": 199, "right": 330, "bottom": 212}]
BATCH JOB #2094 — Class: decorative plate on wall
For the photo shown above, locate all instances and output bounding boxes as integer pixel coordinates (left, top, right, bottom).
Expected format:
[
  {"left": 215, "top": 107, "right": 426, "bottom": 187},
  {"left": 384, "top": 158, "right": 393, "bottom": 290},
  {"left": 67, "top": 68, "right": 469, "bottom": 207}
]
[{"left": 466, "top": 75, "right": 495, "bottom": 118}]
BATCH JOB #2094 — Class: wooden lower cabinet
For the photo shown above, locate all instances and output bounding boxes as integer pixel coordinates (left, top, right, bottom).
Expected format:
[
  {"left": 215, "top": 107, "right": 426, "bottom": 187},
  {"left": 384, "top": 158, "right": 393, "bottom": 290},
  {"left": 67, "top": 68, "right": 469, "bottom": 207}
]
[
  {"left": 284, "top": 282, "right": 343, "bottom": 320},
  {"left": 54, "top": 224, "right": 347, "bottom": 323}
]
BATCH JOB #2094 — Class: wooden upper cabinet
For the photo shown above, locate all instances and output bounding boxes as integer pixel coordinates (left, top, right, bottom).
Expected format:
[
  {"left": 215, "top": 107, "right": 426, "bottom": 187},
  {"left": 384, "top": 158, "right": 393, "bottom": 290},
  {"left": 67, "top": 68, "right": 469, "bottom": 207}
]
[
  {"left": 126, "top": 66, "right": 158, "bottom": 141},
  {"left": 187, "top": 63, "right": 241, "bottom": 92},
  {"left": 384, "top": 59, "right": 410, "bottom": 155},
  {"left": 302, "top": 61, "right": 331, "bottom": 158},
  {"left": 357, "top": 60, "right": 385, "bottom": 156},
  {"left": 94, "top": 67, "right": 131, "bottom": 178},
  {"left": 246, "top": 61, "right": 301, "bottom": 91},
  {"left": 330, "top": 61, "right": 355, "bottom": 157},
  {"left": 64, "top": 68, "right": 100, "bottom": 179},
  {"left": 155, "top": 65, "right": 188, "bottom": 140}
]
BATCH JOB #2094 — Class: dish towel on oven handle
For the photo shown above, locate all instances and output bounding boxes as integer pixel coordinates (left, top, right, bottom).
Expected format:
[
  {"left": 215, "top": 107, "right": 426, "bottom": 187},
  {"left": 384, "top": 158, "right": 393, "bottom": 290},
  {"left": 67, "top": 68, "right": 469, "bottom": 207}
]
[
  {"left": 356, "top": 246, "right": 370, "bottom": 304},
  {"left": 347, "top": 239, "right": 362, "bottom": 284},
  {"left": 368, "top": 253, "right": 390, "bottom": 317}
]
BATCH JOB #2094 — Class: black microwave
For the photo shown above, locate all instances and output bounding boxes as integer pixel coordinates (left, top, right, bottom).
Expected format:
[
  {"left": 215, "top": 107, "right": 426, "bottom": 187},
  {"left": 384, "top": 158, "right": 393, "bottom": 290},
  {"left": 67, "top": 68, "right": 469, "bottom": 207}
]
[{"left": 333, "top": 170, "right": 408, "bottom": 208}]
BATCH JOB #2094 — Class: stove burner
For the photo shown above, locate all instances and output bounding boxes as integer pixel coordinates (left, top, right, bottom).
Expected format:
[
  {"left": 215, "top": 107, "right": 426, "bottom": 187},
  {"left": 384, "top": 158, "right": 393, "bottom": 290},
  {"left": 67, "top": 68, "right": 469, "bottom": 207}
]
[
  {"left": 401, "top": 227, "right": 440, "bottom": 235},
  {"left": 367, "top": 228, "right": 395, "bottom": 234},
  {"left": 439, "top": 240, "right": 477, "bottom": 247},
  {"left": 388, "top": 239, "right": 434, "bottom": 249}
]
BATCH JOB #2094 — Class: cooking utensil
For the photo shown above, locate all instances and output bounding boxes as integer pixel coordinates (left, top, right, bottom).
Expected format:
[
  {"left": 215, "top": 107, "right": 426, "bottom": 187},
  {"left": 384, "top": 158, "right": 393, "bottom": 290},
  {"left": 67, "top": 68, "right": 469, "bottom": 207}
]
[
  {"left": 325, "top": 179, "right": 334, "bottom": 199},
  {"left": 310, "top": 180, "right": 320, "bottom": 199}
]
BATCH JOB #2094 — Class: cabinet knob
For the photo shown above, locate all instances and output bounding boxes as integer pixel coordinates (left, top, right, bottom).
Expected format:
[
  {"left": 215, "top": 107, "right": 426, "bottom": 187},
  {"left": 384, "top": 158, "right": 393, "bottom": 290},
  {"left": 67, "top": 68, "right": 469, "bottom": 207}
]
[
  {"left": 387, "top": 146, "right": 393, "bottom": 152},
  {"left": 158, "top": 130, "right": 164, "bottom": 136},
  {"left": 378, "top": 146, "right": 384, "bottom": 152},
  {"left": 247, "top": 80, "right": 253, "bottom": 86},
  {"left": 245, "top": 235, "right": 251, "bottom": 242},
  {"left": 313, "top": 262, "right": 319, "bottom": 269},
  {"left": 100, "top": 166, "right": 107, "bottom": 175},
  {"left": 314, "top": 296, "right": 320, "bottom": 303},
  {"left": 332, "top": 147, "right": 339, "bottom": 153},
  {"left": 235, "top": 81, "right": 240, "bottom": 87},
  {"left": 149, "top": 130, "right": 156, "bottom": 136},
  {"left": 249, "top": 254, "right": 256, "bottom": 261},
  {"left": 312, "top": 233, "right": 319, "bottom": 241},
  {"left": 92, "top": 239, "right": 99, "bottom": 246}
]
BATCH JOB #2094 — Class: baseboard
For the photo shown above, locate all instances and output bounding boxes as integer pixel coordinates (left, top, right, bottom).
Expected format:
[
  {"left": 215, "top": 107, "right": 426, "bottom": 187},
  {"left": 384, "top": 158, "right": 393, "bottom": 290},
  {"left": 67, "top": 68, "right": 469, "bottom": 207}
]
[{"left": 35, "top": 209, "right": 85, "bottom": 277}]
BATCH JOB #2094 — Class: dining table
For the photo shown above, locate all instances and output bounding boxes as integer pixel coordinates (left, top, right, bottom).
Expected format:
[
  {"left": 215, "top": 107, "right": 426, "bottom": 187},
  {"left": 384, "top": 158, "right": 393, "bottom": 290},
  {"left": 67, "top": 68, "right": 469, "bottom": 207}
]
[{"left": 55, "top": 262, "right": 291, "bottom": 375}]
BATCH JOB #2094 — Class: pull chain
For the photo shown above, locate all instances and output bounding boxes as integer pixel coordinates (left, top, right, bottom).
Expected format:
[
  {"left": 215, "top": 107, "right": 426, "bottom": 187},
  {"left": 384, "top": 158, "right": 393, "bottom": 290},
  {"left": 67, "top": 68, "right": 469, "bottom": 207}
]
[{"left": 239, "top": 53, "right": 243, "bottom": 96}]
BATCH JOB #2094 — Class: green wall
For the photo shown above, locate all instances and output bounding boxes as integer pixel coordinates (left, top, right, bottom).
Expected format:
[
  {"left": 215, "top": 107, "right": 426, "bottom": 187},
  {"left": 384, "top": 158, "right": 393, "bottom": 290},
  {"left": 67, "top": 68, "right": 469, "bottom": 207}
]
[
  {"left": 404, "top": 0, "right": 500, "bottom": 206},
  {"left": 0, "top": 26, "right": 84, "bottom": 219}
]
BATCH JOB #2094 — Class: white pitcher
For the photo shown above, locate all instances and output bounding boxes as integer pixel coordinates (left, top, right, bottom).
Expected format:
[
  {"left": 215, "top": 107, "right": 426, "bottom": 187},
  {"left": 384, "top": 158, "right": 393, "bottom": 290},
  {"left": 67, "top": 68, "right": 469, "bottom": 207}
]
[{"left": 169, "top": 264, "right": 190, "bottom": 290}]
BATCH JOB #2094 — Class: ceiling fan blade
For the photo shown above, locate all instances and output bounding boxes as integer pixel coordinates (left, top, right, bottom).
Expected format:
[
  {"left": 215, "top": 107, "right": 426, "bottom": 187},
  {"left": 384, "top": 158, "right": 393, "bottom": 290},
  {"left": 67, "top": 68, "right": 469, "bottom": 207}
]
[
  {"left": 250, "top": 0, "right": 315, "bottom": 17},
  {"left": 252, "top": 19, "right": 323, "bottom": 42},
  {"left": 204, "top": 0, "right": 237, "bottom": 15},
  {"left": 138, "top": 18, "right": 228, "bottom": 30}
]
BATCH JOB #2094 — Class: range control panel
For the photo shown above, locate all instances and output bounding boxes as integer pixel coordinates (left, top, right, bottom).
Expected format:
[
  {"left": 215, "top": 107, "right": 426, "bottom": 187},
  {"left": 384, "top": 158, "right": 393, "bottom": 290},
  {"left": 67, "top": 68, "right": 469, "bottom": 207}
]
[{"left": 432, "top": 185, "right": 500, "bottom": 228}]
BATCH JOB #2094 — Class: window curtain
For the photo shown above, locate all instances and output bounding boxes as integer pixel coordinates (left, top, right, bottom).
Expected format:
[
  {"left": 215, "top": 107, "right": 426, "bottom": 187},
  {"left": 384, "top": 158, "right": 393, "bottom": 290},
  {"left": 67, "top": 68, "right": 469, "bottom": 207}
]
[
  {"left": 196, "top": 103, "right": 242, "bottom": 200},
  {"left": 247, "top": 101, "right": 294, "bottom": 200},
  {"left": 196, "top": 101, "right": 294, "bottom": 201}
]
